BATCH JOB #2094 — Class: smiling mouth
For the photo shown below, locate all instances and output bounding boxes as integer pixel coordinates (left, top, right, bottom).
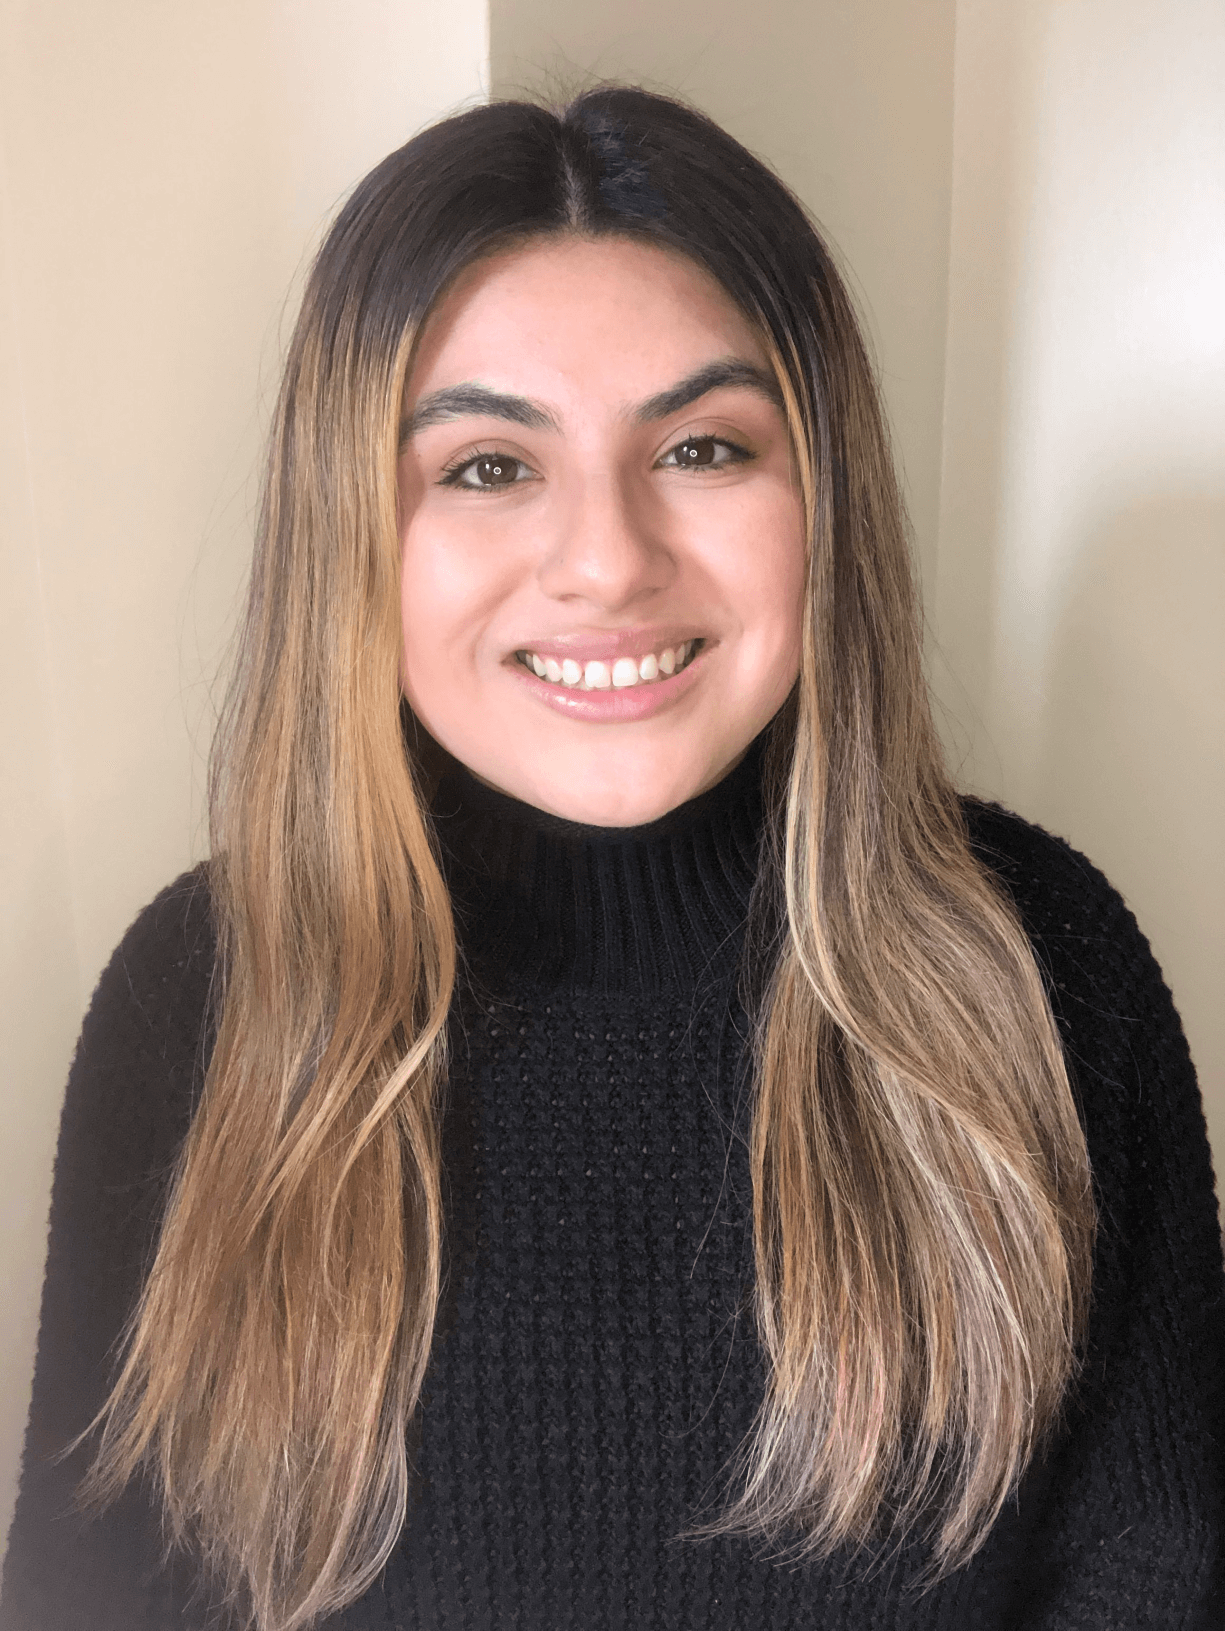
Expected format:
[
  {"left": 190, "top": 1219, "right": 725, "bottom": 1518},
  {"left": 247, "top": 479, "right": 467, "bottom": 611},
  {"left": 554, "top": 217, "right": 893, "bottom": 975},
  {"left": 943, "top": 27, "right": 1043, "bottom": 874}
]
[{"left": 513, "top": 638, "right": 704, "bottom": 691}]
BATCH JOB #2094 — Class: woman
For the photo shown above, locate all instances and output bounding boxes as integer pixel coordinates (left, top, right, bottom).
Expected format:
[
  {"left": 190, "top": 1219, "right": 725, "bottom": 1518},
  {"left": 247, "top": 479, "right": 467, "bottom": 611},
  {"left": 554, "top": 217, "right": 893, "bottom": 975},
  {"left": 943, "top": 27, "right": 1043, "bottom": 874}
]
[{"left": 2, "top": 85, "right": 1221, "bottom": 1631}]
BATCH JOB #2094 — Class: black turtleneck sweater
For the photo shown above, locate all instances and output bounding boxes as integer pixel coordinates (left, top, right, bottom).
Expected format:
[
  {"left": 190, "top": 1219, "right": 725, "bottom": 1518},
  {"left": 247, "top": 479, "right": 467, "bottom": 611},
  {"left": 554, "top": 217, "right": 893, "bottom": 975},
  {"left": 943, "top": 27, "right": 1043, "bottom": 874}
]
[{"left": 3, "top": 735, "right": 1223, "bottom": 1629}]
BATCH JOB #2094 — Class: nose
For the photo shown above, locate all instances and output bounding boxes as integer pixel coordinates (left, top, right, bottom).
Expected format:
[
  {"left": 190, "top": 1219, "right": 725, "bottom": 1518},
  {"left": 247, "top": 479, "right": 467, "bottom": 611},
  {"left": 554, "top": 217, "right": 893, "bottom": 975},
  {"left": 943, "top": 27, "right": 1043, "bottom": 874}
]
[{"left": 535, "top": 466, "right": 675, "bottom": 612}]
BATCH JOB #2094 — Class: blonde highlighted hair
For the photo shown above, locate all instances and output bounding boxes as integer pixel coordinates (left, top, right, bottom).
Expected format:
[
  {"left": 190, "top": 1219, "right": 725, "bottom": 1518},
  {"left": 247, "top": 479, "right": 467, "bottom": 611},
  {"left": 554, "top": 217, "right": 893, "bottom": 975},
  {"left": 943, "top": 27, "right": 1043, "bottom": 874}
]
[{"left": 80, "top": 87, "right": 1094, "bottom": 1629}]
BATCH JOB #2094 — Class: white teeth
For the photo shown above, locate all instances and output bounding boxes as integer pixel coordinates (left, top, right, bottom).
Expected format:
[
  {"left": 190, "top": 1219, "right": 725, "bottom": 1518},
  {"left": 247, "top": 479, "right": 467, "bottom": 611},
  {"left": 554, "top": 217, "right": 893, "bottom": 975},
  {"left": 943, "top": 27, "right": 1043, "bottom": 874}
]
[{"left": 520, "top": 640, "right": 699, "bottom": 690}]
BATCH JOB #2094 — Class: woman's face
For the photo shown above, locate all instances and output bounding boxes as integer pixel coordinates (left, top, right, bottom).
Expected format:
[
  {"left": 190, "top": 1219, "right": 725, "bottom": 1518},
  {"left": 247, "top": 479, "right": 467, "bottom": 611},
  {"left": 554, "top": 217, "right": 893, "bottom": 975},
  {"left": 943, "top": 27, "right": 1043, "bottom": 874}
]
[{"left": 397, "top": 235, "right": 806, "bottom": 826}]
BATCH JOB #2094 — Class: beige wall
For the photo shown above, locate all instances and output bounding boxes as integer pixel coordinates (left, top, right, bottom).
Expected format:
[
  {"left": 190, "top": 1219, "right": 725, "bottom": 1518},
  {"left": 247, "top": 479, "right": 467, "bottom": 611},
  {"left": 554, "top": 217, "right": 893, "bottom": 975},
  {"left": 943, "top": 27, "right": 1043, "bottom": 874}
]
[
  {"left": 933, "top": 0, "right": 1225, "bottom": 1165},
  {"left": 0, "top": 0, "right": 487, "bottom": 1552},
  {"left": 3, "top": 0, "right": 1221, "bottom": 1570}
]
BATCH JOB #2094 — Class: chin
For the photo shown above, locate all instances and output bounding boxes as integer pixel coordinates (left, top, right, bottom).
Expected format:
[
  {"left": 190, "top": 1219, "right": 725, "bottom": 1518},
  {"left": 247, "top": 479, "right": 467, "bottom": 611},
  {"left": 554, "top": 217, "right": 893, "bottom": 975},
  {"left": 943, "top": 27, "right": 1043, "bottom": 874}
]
[
  {"left": 553, "top": 792, "right": 678, "bottom": 828},
  {"left": 528, "top": 755, "right": 729, "bottom": 828}
]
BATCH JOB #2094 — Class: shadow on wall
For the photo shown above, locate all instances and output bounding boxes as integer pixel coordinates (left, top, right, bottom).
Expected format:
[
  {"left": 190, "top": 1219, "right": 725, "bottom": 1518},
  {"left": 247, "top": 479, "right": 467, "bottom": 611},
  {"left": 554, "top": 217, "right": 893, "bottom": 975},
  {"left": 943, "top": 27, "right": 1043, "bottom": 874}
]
[{"left": 1035, "top": 488, "right": 1225, "bottom": 1172}]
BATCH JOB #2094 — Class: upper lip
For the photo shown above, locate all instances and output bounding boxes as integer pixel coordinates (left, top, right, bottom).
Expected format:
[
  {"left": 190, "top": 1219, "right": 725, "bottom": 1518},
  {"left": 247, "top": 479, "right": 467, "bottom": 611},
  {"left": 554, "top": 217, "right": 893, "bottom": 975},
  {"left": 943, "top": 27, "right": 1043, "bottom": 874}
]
[{"left": 508, "top": 626, "right": 708, "bottom": 663}]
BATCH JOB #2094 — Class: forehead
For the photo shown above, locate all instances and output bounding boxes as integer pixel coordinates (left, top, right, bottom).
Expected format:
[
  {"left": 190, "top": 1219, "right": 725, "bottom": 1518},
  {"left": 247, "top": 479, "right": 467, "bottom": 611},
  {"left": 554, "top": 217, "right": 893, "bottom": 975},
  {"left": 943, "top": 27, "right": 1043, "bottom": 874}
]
[{"left": 404, "top": 235, "right": 768, "bottom": 405}]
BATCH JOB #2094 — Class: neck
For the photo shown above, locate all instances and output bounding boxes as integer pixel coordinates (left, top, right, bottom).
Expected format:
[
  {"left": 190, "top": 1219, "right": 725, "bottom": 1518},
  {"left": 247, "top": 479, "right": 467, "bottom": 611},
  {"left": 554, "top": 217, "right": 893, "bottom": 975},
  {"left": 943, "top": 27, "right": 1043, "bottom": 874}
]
[{"left": 428, "top": 729, "right": 770, "bottom": 998}]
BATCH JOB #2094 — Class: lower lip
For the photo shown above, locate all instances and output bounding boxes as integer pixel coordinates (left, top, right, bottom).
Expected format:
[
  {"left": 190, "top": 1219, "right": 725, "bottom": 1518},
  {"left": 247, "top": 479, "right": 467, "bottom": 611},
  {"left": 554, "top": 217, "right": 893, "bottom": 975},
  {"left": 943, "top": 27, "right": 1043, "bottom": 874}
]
[{"left": 505, "top": 643, "right": 710, "bottom": 722}]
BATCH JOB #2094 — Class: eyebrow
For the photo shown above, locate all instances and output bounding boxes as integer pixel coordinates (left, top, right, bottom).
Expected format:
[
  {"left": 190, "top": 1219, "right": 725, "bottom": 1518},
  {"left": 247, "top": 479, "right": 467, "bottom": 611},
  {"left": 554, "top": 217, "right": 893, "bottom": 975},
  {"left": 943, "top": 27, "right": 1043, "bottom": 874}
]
[
  {"left": 632, "top": 358, "right": 783, "bottom": 423},
  {"left": 401, "top": 385, "right": 558, "bottom": 444},
  {"left": 399, "top": 356, "right": 783, "bottom": 447}
]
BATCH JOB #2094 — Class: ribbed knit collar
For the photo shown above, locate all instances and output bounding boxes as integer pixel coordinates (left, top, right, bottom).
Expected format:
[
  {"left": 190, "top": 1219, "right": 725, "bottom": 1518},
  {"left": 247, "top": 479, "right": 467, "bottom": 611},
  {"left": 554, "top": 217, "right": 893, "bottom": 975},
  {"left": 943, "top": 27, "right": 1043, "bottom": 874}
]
[{"left": 428, "top": 730, "right": 768, "bottom": 998}]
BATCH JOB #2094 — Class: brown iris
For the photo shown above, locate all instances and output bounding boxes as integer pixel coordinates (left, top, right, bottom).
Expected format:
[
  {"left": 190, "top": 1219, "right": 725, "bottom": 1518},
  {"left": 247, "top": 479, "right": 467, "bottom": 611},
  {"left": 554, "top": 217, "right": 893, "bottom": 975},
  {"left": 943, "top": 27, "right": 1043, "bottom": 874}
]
[
  {"left": 472, "top": 454, "right": 521, "bottom": 486},
  {"left": 674, "top": 438, "right": 717, "bottom": 467}
]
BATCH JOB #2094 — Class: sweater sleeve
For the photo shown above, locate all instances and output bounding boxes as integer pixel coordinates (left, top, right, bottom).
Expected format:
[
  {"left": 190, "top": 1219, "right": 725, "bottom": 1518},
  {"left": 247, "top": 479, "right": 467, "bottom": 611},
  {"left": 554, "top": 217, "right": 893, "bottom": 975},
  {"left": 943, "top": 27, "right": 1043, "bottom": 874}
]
[
  {"left": 965, "top": 802, "right": 1225, "bottom": 1631},
  {"left": 0, "top": 869, "right": 217, "bottom": 1631}
]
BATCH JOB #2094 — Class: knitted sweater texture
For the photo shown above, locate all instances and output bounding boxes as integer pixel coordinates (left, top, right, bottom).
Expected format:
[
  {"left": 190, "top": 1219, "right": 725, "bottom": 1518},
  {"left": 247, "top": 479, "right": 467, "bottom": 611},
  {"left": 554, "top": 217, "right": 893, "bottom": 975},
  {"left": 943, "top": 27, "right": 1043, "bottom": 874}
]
[{"left": 3, "top": 737, "right": 1223, "bottom": 1629}]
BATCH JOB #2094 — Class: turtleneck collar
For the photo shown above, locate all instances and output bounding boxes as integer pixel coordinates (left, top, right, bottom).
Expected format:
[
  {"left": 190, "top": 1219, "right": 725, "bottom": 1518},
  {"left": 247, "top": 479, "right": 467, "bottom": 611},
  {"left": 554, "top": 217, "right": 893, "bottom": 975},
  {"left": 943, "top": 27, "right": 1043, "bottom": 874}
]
[{"left": 428, "top": 730, "right": 768, "bottom": 998}]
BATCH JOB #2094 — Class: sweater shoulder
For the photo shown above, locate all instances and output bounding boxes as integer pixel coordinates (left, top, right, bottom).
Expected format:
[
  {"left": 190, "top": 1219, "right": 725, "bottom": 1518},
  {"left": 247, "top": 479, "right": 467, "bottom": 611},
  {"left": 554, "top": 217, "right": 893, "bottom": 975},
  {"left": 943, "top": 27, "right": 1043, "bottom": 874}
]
[
  {"left": 80, "top": 864, "right": 217, "bottom": 1063},
  {"left": 97, "top": 863, "right": 217, "bottom": 1005},
  {"left": 958, "top": 796, "right": 1174, "bottom": 1020},
  {"left": 961, "top": 796, "right": 1132, "bottom": 946},
  {"left": 58, "top": 864, "right": 219, "bottom": 1238},
  {"left": 959, "top": 796, "right": 1215, "bottom": 1204}
]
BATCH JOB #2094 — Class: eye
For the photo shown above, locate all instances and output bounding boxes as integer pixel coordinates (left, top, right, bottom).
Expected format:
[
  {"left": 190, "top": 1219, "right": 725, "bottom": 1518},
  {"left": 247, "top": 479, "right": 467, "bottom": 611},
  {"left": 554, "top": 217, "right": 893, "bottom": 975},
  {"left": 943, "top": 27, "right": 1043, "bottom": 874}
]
[
  {"left": 440, "top": 451, "right": 536, "bottom": 490},
  {"left": 657, "top": 435, "right": 752, "bottom": 472}
]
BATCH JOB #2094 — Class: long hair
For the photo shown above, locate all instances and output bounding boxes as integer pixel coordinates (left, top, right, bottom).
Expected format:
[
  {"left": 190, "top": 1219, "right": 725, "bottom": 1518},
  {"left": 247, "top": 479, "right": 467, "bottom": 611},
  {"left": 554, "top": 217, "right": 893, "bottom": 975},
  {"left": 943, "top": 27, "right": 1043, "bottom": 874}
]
[{"left": 82, "top": 87, "right": 1095, "bottom": 1630}]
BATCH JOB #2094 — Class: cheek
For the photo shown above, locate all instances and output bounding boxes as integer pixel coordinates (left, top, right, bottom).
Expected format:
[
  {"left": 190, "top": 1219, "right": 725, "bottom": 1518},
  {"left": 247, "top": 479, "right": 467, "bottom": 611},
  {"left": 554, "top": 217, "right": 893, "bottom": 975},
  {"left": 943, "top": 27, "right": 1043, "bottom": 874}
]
[
  {"left": 399, "top": 529, "right": 462, "bottom": 692},
  {"left": 710, "top": 483, "right": 807, "bottom": 661},
  {"left": 398, "top": 512, "right": 520, "bottom": 684}
]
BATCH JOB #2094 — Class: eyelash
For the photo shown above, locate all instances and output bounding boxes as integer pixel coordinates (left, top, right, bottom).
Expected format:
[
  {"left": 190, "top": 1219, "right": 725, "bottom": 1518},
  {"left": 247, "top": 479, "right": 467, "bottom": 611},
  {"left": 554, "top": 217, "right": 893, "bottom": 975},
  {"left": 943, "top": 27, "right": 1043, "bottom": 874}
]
[
  {"left": 437, "top": 448, "right": 528, "bottom": 488},
  {"left": 657, "top": 435, "right": 754, "bottom": 473},
  {"left": 437, "top": 434, "right": 755, "bottom": 490}
]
